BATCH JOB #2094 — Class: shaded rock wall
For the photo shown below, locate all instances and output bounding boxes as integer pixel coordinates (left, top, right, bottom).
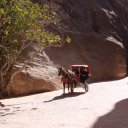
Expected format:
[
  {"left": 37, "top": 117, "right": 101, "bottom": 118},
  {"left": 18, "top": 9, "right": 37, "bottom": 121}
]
[{"left": 46, "top": 0, "right": 128, "bottom": 81}]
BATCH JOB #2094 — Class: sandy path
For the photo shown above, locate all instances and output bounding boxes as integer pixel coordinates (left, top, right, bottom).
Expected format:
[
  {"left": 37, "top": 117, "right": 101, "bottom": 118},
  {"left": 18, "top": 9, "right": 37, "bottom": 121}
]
[{"left": 0, "top": 78, "right": 128, "bottom": 128}]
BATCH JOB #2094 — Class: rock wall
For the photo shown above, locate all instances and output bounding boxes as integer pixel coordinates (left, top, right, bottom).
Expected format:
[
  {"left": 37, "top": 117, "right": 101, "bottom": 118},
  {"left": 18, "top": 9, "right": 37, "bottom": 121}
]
[
  {"left": 11, "top": 46, "right": 62, "bottom": 96},
  {"left": 11, "top": 0, "right": 128, "bottom": 96},
  {"left": 46, "top": 0, "right": 128, "bottom": 81}
]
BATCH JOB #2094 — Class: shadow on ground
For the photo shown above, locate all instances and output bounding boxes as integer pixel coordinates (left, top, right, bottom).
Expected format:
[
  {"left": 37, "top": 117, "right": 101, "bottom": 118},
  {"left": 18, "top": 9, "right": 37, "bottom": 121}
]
[
  {"left": 0, "top": 102, "right": 5, "bottom": 107},
  {"left": 44, "top": 92, "right": 85, "bottom": 103},
  {"left": 92, "top": 99, "right": 128, "bottom": 128}
]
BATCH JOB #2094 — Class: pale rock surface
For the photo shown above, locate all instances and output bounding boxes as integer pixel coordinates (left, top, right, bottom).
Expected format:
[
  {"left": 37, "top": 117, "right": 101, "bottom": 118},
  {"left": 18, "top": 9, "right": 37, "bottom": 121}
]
[{"left": 11, "top": 51, "right": 62, "bottom": 96}]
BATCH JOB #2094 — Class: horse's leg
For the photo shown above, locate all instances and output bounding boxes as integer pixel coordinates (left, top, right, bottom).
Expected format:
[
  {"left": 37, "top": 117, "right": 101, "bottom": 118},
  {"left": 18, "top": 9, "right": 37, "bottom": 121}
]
[
  {"left": 68, "top": 82, "right": 70, "bottom": 93},
  {"left": 70, "top": 83, "right": 74, "bottom": 93},
  {"left": 63, "top": 82, "right": 65, "bottom": 94},
  {"left": 74, "top": 81, "right": 77, "bottom": 88}
]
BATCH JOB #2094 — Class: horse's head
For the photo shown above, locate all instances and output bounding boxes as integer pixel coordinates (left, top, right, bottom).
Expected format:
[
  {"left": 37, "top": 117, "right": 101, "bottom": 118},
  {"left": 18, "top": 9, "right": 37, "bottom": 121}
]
[
  {"left": 57, "top": 66, "right": 68, "bottom": 77},
  {"left": 57, "top": 67, "right": 63, "bottom": 76}
]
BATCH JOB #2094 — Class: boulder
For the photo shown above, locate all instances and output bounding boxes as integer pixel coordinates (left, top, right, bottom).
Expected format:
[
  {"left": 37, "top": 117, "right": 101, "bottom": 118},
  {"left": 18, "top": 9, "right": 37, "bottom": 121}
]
[{"left": 11, "top": 51, "right": 61, "bottom": 96}]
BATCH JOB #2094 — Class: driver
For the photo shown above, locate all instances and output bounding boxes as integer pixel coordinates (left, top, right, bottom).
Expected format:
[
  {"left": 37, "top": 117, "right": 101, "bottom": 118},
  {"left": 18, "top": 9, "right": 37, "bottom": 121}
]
[{"left": 80, "top": 67, "right": 88, "bottom": 84}]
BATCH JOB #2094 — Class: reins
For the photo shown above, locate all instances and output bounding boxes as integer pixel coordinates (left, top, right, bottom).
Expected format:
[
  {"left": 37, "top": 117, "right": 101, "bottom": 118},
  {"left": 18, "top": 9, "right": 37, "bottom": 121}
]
[{"left": 58, "top": 67, "right": 76, "bottom": 82}]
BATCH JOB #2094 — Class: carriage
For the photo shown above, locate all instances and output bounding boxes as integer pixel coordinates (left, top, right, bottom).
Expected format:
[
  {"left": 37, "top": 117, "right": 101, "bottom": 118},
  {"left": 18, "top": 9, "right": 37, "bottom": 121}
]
[
  {"left": 71, "top": 65, "right": 90, "bottom": 92},
  {"left": 58, "top": 65, "right": 90, "bottom": 94}
]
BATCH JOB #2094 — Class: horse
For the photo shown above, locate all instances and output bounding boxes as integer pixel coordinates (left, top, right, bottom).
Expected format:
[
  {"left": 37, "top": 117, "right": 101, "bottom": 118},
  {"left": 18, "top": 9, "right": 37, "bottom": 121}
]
[{"left": 58, "top": 67, "right": 77, "bottom": 94}]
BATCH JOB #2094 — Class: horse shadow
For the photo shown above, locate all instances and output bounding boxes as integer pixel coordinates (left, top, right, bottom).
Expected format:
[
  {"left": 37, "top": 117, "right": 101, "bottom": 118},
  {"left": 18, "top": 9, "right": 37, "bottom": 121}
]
[
  {"left": 44, "top": 92, "right": 85, "bottom": 103},
  {"left": 0, "top": 102, "right": 5, "bottom": 107},
  {"left": 92, "top": 98, "right": 128, "bottom": 128}
]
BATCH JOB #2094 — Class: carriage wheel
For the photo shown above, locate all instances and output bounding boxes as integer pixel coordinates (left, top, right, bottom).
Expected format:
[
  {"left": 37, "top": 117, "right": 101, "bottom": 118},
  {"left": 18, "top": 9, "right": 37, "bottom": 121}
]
[
  {"left": 84, "top": 82, "right": 89, "bottom": 92},
  {"left": 71, "top": 88, "right": 74, "bottom": 93}
]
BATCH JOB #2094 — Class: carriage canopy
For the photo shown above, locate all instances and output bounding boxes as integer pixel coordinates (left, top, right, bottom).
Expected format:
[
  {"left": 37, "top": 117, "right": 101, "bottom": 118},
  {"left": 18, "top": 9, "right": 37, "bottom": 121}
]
[{"left": 71, "top": 65, "right": 90, "bottom": 74}]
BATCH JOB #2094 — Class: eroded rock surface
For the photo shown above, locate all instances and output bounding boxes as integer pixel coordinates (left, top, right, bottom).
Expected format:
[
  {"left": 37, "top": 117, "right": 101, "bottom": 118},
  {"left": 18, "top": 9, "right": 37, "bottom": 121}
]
[{"left": 11, "top": 48, "right": 61, "bottom": 96}]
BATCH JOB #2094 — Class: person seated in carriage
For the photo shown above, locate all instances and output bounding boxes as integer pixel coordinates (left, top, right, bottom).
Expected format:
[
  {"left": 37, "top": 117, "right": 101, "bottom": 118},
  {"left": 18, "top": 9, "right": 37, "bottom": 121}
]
[
  {"left": 80, "top": 67, "right": 89, "bottom": 84},
  {"left": 71, "top": 65, "right": 90, "bottom": 84}
]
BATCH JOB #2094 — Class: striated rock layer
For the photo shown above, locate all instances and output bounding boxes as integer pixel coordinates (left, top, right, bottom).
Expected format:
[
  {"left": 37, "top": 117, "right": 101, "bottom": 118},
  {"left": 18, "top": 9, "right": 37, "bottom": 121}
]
[{"left": 11, "top": 46, "right": 62, "bottom": 96}]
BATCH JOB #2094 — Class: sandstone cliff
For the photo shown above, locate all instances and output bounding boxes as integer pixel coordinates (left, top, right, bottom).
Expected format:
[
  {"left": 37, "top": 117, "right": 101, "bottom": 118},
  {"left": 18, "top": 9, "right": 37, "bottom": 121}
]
[
  {"left": 11, "top": 0, "right": 128, "bottom": 96},
  {"left": 46, "top": 0, "right": 128, "bottom": 81}
]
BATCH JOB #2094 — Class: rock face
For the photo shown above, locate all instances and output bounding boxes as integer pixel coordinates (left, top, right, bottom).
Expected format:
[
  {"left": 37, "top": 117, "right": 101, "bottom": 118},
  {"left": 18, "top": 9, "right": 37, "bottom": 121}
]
[
  {"left": 46, "top": 0, "right": 128, "bottom": 81},
  {"left": 11, "top": 0, "right": 128, "bottom": 96},
  {"left": 11, "top": 46, "right": 61, "bottom": 96}
]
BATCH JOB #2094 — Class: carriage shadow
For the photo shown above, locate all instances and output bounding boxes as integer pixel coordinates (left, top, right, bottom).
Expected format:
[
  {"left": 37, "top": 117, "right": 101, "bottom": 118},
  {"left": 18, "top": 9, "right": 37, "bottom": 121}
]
[{"left": 44, "top": 92, "right": 85, "bottom": 103}]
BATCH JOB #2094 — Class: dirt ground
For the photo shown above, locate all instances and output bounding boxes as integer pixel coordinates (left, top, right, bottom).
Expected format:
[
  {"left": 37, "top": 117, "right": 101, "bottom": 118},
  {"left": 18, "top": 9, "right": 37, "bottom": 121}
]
[{"left": 0, "top": 77, "right": 128, "bottom": 128}]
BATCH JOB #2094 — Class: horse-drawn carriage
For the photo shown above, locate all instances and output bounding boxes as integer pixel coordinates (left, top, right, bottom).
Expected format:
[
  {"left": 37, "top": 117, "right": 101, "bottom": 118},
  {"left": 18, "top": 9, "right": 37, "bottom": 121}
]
[{"left": 58, "top": 65, "right": 90, "bottom": 94}]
